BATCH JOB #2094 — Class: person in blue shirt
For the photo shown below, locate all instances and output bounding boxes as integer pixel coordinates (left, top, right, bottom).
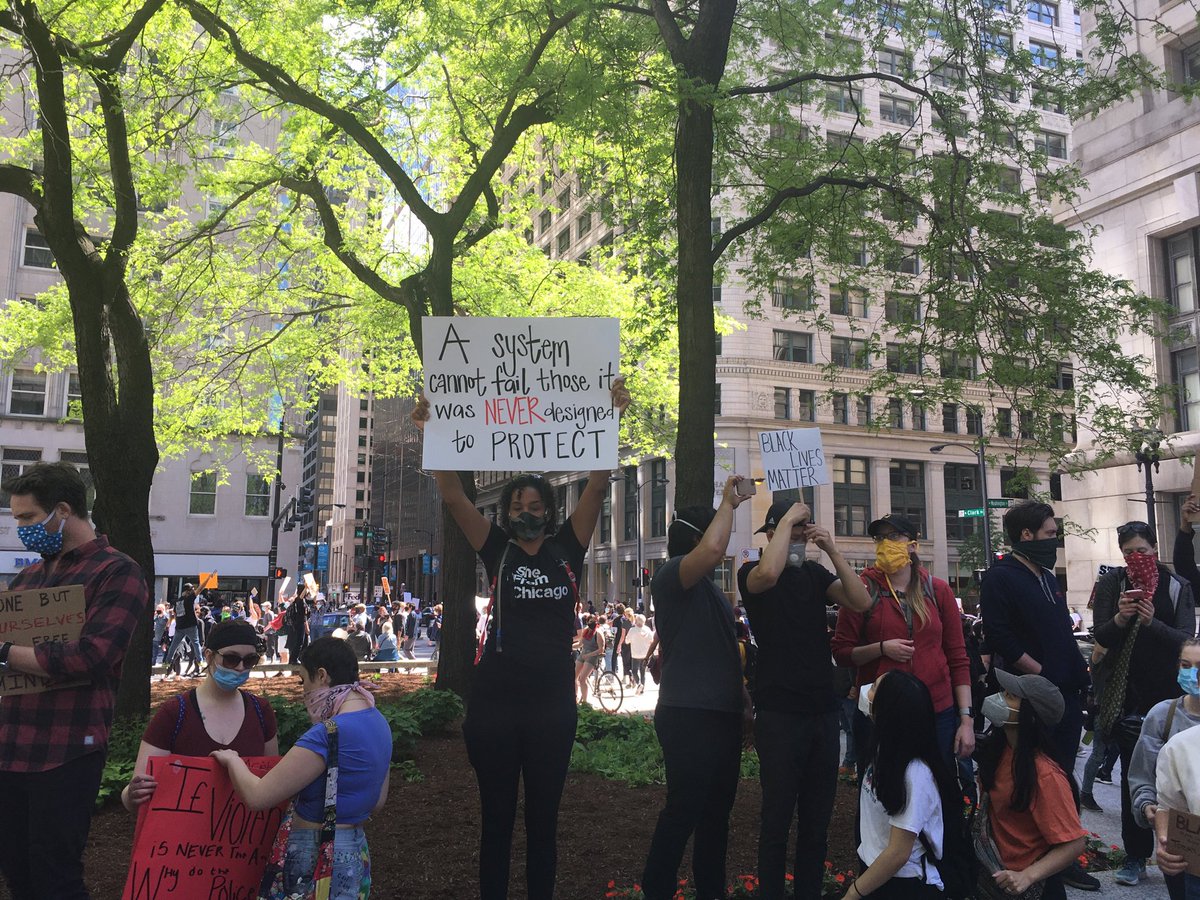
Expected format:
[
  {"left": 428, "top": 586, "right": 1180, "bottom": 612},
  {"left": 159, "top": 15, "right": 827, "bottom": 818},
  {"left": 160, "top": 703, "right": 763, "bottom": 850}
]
[{"left": 212, "top": 637, "right": 392, "bottom": 899}]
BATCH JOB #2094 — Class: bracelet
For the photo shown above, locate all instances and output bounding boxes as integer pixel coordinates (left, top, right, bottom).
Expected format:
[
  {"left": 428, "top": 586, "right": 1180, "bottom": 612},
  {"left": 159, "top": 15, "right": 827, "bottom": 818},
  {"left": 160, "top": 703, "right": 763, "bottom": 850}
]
[{"left": 879, "top": 641, "right": 885, "bottom": 660}]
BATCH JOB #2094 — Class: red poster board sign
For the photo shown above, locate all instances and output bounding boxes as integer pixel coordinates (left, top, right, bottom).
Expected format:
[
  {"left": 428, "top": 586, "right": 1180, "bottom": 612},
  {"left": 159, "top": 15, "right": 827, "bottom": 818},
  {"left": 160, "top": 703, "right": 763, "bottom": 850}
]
[{"left": 123, "top": 755, "right": 286, "bottom": 900}]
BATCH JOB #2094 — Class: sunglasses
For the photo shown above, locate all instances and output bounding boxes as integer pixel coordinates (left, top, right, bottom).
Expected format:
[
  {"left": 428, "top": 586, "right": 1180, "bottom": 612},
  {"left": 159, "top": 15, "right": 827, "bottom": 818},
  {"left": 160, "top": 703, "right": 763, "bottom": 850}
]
[
  {"left": 1117, "top": 521, "right": 1153, "bottom": 539},
  {"left": 216, "top": 652, "right": 261, "bottom": 670}
]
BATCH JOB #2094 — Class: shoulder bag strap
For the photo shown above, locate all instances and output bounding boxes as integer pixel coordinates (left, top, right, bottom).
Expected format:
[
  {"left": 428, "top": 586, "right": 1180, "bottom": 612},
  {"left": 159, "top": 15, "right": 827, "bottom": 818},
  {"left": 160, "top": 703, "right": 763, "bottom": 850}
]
[{"left": 1162, "top": 698, "right": 1179, "bottom": 742}]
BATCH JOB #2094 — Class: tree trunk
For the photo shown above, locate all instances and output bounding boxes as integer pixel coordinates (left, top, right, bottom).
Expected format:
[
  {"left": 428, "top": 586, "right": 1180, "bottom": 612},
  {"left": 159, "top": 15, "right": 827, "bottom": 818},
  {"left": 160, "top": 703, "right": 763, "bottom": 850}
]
[{"left": 434, "top": 474, "right": 480, "bottom": 698}]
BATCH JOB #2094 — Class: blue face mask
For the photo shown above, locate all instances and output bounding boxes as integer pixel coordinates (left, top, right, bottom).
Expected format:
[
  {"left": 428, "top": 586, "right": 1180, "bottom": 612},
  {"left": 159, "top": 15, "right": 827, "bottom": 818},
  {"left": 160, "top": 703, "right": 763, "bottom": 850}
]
[
  {"left": 212, "top": 666, "right": 251, "bottom": 691},
  {"left": 1179, "top": 667, "right": 1199, "bottom": 697},
  {"left": 17, "top": 509, "right": 64, "bottom": 556}
]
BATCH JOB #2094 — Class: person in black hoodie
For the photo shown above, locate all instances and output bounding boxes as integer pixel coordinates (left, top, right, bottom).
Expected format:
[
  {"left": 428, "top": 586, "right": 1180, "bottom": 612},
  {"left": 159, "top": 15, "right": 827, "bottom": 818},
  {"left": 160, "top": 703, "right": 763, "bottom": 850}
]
[
  {"left": 979, "top": 500, "right": 1096, "bottom": 891},
  {"left": 1090, "top": 520, "right": 1194, "bottom": 886}
]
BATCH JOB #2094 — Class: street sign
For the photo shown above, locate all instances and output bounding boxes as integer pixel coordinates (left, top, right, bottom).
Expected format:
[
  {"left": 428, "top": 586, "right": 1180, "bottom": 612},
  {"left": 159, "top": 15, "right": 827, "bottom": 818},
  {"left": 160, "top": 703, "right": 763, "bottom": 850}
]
[
  {"left": 987, "top": 499, "right": 1012, "bottom": 509},
  {"left": 958, "top": 508, "right": 986, "bottom": 518}
]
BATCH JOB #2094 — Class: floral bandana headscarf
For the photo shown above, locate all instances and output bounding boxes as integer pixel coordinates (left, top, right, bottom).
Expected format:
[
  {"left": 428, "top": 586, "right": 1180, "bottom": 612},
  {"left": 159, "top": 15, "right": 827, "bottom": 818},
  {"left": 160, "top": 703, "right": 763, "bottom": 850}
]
[
  {"left": 1123, "top": 549, "right": 1160, "bottom": 597},
  {"left": 303, "top": 681, "right": 376, "bottom": 724}
]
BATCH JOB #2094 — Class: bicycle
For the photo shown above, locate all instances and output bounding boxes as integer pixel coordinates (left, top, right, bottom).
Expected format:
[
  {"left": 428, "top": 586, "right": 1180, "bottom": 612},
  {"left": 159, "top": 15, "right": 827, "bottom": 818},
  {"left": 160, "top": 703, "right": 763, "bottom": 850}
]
[{"left": 589, "top": 663, "right": 624, "bottom": 713}]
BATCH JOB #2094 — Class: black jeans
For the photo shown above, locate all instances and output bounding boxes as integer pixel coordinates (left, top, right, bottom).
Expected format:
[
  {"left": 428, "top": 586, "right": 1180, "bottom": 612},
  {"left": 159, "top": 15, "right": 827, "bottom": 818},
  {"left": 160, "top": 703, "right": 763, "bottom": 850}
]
[
  {"left": 463, "top": 690, "right": 577, "bottom": 900},
  {"left": 621, "top": 645, "right": 633, "bottom": 681},
  {"left": 754, "top": 709, "right": 839, "bottom": 900},
  {"left": 869, "top": 876, "right": 943, "bottom": 899},
  {"left": 0, "top": 751, "right": 106, "bottom": 899},
  {"left": 1047, "top": 690, "right": 1083, "bottom": 802},
  {"left": 641, "top": 706, "right": 742, "bottom": 900},
  {"left": 1113, "top": 719, "right": 1154, "bottom": 861}
]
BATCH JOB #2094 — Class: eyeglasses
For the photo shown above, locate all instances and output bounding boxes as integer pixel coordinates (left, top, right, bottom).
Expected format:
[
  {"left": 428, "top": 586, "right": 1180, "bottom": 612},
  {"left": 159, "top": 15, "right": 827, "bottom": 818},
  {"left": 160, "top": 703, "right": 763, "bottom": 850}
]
[
  {"left": 1117, "top": 521, "right": 1153, "bottom": 540},
  {"left": 217, "top": 652, "right": 261, "bottom": 670},
  {"left": 872, "top": 532, "right": 912, "bottom": 543}
]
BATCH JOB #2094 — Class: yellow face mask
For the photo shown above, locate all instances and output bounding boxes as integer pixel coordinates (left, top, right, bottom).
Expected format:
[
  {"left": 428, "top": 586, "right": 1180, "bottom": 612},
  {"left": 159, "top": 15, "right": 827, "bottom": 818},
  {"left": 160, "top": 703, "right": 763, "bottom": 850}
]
[{"left": 875, "top": 539, "right": 915, "bottom": 575}]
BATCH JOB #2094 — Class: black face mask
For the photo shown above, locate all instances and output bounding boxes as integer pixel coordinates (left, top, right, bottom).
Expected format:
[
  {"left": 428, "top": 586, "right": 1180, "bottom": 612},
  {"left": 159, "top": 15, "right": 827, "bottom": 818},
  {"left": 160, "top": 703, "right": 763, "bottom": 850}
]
[
  {"left": 1014, "top": 538, "right": 1058, "bottom": 571},
  {"left": 507, "top": 511, "right": 548, "bottom": 542}
]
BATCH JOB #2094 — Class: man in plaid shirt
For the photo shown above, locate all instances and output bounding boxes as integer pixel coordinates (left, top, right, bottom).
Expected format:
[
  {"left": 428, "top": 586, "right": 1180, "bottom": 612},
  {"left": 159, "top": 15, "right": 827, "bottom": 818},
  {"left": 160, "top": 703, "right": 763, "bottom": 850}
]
[{"left": 0, "top": 462, "right": 149, "bottom": 899}]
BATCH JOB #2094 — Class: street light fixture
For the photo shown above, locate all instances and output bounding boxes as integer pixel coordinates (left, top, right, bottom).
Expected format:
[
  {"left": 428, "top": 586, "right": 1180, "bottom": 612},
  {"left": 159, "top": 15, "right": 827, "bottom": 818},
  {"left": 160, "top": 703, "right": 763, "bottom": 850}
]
[
  {"left": 610, "top": 473, "right": 670, "bottom": 613},
  {"left": 1133, "top": 427, "right": 1165, "bottom": 537},
  {"left": 929, "top": 441, "right": 994, "bottom": 566}
]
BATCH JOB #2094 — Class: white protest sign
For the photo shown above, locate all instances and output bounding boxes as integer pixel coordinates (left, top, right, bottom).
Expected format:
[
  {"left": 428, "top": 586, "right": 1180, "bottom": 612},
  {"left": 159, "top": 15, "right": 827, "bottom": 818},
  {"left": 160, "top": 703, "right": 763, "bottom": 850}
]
[
  {"left": 758, "top": 427, "right": 831, "bottom": 491},
  {"left": 422, "top": 317, "right": 621, "bottom": 471}
]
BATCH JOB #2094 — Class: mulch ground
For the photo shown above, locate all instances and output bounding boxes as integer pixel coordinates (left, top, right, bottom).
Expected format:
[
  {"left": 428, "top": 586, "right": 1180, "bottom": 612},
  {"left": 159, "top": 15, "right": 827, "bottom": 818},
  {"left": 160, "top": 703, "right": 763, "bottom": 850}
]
[{"left": 5, "top": 674, "right": 861, "bottom": 900}]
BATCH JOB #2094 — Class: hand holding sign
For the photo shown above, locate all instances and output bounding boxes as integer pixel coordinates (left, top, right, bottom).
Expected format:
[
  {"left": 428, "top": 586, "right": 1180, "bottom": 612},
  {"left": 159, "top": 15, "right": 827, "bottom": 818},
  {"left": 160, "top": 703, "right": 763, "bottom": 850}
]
[{"left": 758, "top": 428, "right": 831, "bottom": 491}]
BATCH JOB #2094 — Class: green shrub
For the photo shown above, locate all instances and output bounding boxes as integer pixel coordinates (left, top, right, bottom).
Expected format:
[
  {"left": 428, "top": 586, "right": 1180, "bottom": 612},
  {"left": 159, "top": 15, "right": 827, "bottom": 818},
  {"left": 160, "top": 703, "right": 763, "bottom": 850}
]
[{"left": 393, "top": 686, "right": 464, "bottom": 735}]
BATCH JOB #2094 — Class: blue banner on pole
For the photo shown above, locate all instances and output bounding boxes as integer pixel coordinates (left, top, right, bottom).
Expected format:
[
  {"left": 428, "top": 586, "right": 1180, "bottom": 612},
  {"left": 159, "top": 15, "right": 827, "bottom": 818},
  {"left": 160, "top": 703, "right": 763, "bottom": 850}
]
[
  {"left": 431, "top": 554, "right": 440, "bottom": 575},
  {"left": 317, "top": 543, "right": 329, "bottom": 570},
  {"left": 421, "top": 553, "right": 431, "bottom": 575}
]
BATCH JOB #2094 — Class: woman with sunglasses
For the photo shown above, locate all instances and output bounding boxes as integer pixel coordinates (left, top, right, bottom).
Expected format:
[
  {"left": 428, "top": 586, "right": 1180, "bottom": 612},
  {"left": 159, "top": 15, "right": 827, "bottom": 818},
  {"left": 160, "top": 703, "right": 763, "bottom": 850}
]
[
  {"left": 832, "top": 514, "right": 973, "bottom": 778},
  {"left": 122, "top": 619, "right": 278, "bottom": 811},
  {"left": 1091, "top": 521, "right": 1195, "bottom": 887},
  {"left": 412, "top": 376, "right": 630, "bottom": 900}
]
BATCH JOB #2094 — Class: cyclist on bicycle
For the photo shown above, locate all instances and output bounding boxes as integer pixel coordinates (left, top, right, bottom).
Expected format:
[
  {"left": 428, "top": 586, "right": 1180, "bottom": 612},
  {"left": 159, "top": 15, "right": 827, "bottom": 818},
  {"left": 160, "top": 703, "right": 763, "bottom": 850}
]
[{"left": 576, "top": 614, "right": 605, "bottom": 704}]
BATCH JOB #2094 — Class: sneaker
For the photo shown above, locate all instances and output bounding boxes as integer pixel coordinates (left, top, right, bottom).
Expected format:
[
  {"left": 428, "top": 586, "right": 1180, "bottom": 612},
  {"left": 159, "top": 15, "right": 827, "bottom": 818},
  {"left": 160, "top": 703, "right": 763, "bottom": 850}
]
[
  {"left": 1114, "top": 860, "right": 1146, "bottom": 886},
  {"left": 1080, "top": 792, "right": 1102, "bottom": 812},
  {"left": 1061, "top": 864, "right": 1102, "bottom": 892},
  {"left": 1095, "top": 772, "right": 1114, "bottom": 785}
]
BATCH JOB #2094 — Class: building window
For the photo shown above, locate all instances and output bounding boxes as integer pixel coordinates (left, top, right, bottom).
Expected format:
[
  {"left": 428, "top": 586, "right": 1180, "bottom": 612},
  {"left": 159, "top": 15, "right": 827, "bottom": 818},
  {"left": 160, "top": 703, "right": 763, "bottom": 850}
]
[
  {"left": 857, "top": 396, "right": 872, "bottom": 426},
  {"left": 1166, "top": 231, "right": 1197, "bottom": 313},
  {"left": 833, "top": 392, "right": 851, "bottom": 424},
  {"left": 966, "top": 407, "right": 983, "bottom": 435},
  {"left": 796, "top": 390, "right": 816, "bottom": 422},
  {"left": 882, "top": 245, "right": 921, "bottom": 275},
  {"left": 880, "top": 96, "right": 915, "bottom": 125},
  {"left": 890, "top": 461, "right": 926, "bottom": 534},
  {"left": 1001, "top": 467, "right": 1034, "bottom": 499},
  {"left": 833, "top": 456, "right": 871, "bottom": 536},
  {"left": 1034, "top": 130, "right": 1068, "bottom": 159},
  {"left": 826, "top": 85, "right": 863, "bottom": 113},
  {"left": 22, "top": 229, "right": 54, "bottom": 268},
  {"left": 65, "top": 372, "right": 82, "bottom": 418},
  {"left": 245, "top": 473, "right": 270, "bottom": 517},
  {"left": 877, "top": 48, "right": 912, "bottom": 76},
  {"left": 190, "top": 471, "right": 218, "bottom": 515},
  {"left": 58, "top": 449, "right": 95, "bottom": 509},
  {"left": 0, "top": 448, "right": 42, "bottom": 508},
  {"left": 715, "top": 332, "right": 722, "bottom": 356},
  {"left": 940, "top": 351, "right": 976, "bottom": 380},
  {"left": 1174, "top": 348, "right": 1200, "bottom": 431},
  {"left": 774, "top": 387, "right": 791, "bottom": 420},
  {"left": 943, "top": 403, "right": 959, "bottom": 433},
  {"left": 930, "top": 61, "right": 966, "bottom": 87},
  {"left": 600, "top": 495, "right": 612, "bottom": 542},
  {"left": 912, "top": 402, "right": 927, "bottom": 430},
  {"left": 1029, "top": 39, "right": 1060, "bottom": 68},
  {"left": 714, "top": 383, "right": 722, "bottom": 416},
  {"left": 1184, "top": 42, "right": 1200, "bottom": 84},
  {"left": 8, "top": 368, "right": 47, "bottom": 416},
  {"left": 886, "top": 343, "right": 921, "bottom": 375},
  {"left": 1033, "top": 86, "right": 1065, "bottom": 113},
  {"left": 650, "top": 459, "right": 668, "bottom": 537},
  {"left": 712, "top": 283, "right": 723, "bottom": 304},
  {"left": 888, "top": 397, "right": 905, "bottom": 428},
  {"left": 830, "top": 285, "right": 868, "bottom": 317},
  {"left": 1027, "top": 0, "right": 1058, "bottom": 24},
  {"left": 996, "top": 407, "right": 1013, "bottom": 438},
  {"left": 557, "top": 187, "right": 571, "bottom": 213},
  {"left": 772, "top": 277, "right": 812, "bottom": 310},
  {"left": 623, "top": 465, "right": 638, "bottom": 540},
  {"left": 878, "top": 1, "right": 905, "bottom": 27},
  {"left": 831, "top": 336, "right": 870, "bottom": 369},
  {"left": 944, "top": 463, "right": 982, "bottom": 540},
  {"left": 982, "top": 31, "right": 1013, "bottom": 56},
  {"left": 538, "top": 209, "right": 552, "bottom": 235},
  {"left": 884, "top": 293, "right": 920, "bottom": 324},
  {"left": 773, "top": 330, "right": 814, "bottom": 363},
  {"left": 556, "top": 229, "right": 571, "bottom": 256},
  {"left": 576, "top": 212, "right": 592, "bottom": 239}
]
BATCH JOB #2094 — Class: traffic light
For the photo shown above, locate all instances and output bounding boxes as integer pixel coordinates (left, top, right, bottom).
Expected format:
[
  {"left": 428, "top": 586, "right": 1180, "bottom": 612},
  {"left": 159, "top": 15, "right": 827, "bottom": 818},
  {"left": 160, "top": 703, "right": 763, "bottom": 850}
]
[
  {"left": 377, "top": 553, "right": 386, "bottom": 566},
  {"left": 297, "top": 486, "right": 315, "bottom": 515},
  {"left": 273, "top": 567, "right": 287, "bottom": 579},
  {"left": 642, "top": 567, "right": 650, "bottom": 587}
]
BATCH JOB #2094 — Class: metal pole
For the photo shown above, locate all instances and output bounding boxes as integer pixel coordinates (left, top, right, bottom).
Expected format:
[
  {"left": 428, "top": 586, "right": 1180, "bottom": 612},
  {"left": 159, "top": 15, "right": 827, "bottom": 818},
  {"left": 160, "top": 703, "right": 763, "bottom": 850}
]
[
  {"left": 266, "top": 426, "right": 285, "bottom": 606},
  {"left": 635, "top": 472, "right": 644, "bottom": 614},
  {"left": 1143, "top": 461, "right": 1157, "bottom": 537},
  {"left": 977, "top": 443, "right": 993, "bottom": 565}
]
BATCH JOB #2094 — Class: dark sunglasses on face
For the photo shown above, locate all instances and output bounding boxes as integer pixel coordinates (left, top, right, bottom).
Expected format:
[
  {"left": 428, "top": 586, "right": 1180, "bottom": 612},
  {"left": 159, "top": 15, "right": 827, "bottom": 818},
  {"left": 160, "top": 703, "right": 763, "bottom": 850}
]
[
  {"left": 217, "top": 652, "right": 261, "bottom": 670},
  {"left": 1117, "top": 521, "right": 1153, "bottom": 541}
]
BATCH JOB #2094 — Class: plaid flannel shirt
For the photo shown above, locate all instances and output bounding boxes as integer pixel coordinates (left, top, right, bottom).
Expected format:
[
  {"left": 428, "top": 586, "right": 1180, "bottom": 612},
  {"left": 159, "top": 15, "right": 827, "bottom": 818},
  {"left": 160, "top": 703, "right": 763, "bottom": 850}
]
[{"left": 0, "top": 537, "right": 149, "bottom": 772}]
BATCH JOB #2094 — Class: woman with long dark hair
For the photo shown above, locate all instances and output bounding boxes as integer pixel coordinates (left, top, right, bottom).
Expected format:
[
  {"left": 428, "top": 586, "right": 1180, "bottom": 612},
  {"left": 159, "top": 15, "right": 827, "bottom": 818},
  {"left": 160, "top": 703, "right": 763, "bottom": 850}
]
[
  {"left": 412, "top": 378, "right": 629, "bottom": 900},
  {"left": 975, "top": 670, "right": 1086, "bottom": 899},
  {"left": 848, "top": 671, "right": 956, "bottom": 899}
]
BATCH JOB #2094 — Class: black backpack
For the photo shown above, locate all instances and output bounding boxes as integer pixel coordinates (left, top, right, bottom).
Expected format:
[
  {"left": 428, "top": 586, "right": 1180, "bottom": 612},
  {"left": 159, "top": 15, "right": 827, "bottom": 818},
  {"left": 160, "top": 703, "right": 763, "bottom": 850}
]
[{"left": 919, "top": 779, "right": 978, "bottom": 900}]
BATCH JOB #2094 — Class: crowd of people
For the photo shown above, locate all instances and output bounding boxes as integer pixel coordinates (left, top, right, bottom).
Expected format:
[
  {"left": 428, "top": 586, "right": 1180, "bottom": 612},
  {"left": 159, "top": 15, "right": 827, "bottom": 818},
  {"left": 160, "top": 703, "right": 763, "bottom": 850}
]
[{"left": 3, "top": 422, "right": 1200, "bottom": 900}]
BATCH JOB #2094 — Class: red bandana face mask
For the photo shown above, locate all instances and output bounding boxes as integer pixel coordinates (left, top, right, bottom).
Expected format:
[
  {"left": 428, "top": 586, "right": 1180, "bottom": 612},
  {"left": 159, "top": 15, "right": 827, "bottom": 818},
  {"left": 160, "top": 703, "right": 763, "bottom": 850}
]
[{"left": 1123, "top": 550, "right": 1160, "bottom": 596}]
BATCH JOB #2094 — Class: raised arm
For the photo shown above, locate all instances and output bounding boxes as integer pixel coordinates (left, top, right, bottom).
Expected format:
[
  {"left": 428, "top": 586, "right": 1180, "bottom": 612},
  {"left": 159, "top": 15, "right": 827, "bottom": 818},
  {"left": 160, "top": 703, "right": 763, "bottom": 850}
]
[
  {"left": 411, "top": 396, "right": 491, "bottom": 551},
  {"left": 678, "top": 476, "right": 749, "bottom": 593},
  {"left": 570, "top": 376, "right": 630, "bottom": 547},
  {"left": 744, "top": 502, "right": 808, "bottom": 594}
]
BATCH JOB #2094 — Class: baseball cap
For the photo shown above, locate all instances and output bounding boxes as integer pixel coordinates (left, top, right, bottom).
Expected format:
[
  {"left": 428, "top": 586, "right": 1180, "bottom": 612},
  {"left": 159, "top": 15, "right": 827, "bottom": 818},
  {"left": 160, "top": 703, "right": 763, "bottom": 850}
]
[
  {"left": 993, "top": 668, "right": 1065, "bottom": 726},
  {"left": 867, "top": 514, "right": 920, "bottom": 539},
  {"left": 756, "top": 500, "right": 809, "bottom": 534}
]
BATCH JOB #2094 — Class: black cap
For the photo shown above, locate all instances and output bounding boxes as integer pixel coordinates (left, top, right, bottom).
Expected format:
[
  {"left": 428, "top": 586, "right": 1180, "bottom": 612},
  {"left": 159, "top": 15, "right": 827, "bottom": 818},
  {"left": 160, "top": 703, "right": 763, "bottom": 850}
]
[
  {"left": 756, "top": 499, "right": 807, "bottom": 534},
  {"left": 867, "top": 514, "right": 920, "bottom": 539}
]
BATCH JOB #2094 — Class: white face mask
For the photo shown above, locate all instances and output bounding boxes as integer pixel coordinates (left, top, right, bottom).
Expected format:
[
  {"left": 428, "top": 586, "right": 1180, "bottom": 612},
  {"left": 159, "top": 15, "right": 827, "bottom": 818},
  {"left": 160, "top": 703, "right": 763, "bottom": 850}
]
[
  {"left": 787, "top": 542, "right": 807, "bottom": 567},
  {"left": 858, "top": 685, "right": 873, "bottom": 719}
]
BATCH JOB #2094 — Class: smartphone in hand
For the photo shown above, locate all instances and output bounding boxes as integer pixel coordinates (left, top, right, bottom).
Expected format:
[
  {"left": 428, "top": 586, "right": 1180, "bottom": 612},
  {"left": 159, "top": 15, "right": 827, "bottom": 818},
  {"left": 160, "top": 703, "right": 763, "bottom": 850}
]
[{"left": 735, "top": 479, "right": 758, "bottom": 498}]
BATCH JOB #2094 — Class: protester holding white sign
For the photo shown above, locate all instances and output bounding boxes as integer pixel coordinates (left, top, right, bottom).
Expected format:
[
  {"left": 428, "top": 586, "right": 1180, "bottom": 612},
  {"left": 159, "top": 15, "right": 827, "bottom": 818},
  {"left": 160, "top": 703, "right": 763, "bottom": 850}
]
[
  {"left": 421, "top": 316, "right": 621, "bottom": 471},
  {"left": 412, "top": 366, "right": 630, "bottom": 900}
]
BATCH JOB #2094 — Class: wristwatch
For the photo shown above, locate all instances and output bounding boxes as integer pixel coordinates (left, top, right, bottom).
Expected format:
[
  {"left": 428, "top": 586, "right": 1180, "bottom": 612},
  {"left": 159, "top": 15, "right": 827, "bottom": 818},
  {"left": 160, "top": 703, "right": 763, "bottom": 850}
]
[
  {"left": 958, "top": 706, "right": 974, "bottom": 718},
  {"left": 0, "top": 641, "right": 12, "bottom": 672}
]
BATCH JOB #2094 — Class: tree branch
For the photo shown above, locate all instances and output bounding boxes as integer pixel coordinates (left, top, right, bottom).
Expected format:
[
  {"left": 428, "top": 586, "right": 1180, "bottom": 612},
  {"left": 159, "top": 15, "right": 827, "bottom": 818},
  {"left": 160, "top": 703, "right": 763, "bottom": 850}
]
[
  {"left": 95, "top": 0, "right": 168, "bottom": 69},
  {"left": 650, "top": 0, "right": 688, "bottom": 61},
  {"left": 0, "top": 163, "right": 40, "bottom": 206},
  {"left": 453, "top": 182, "right": 501, "bottom": 255}
]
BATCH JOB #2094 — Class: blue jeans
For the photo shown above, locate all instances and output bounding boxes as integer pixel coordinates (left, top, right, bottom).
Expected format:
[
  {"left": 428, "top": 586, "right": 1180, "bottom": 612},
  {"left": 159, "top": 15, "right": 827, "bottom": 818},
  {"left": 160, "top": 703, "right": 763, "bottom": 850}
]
[
  {"left": 1185, "top": 872, "right": 1200, "bottom": 900},
  {"left": 838, "top": 697, "right": 857, "bottom": 767},
  {"left": 284, "top": 826, "right": 370, "bottom": 899},
  {"left": 1081, "top": 729, "right": 1119, "bottom": 793}
]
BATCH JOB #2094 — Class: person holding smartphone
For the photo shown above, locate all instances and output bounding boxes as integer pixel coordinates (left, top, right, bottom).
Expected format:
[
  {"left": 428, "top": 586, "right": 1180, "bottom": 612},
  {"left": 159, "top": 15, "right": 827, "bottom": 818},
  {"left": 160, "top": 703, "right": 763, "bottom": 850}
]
[{"left": 1091, "top": 521, "right": 1195, "bottom": 886}]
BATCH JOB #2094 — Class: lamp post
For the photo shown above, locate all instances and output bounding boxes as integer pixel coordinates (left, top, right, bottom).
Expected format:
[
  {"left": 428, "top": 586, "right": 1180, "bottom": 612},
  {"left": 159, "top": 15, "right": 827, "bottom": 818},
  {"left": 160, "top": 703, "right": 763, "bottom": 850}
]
[
  {"left": 610, "top": 473, "right": 669, "bottom": 613},
  {"left": 930, "top": 441, "right": 993, "bottom": 566},
  {"left": 1133, "top": 428, "right": 1165, "bottom": 537}
]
